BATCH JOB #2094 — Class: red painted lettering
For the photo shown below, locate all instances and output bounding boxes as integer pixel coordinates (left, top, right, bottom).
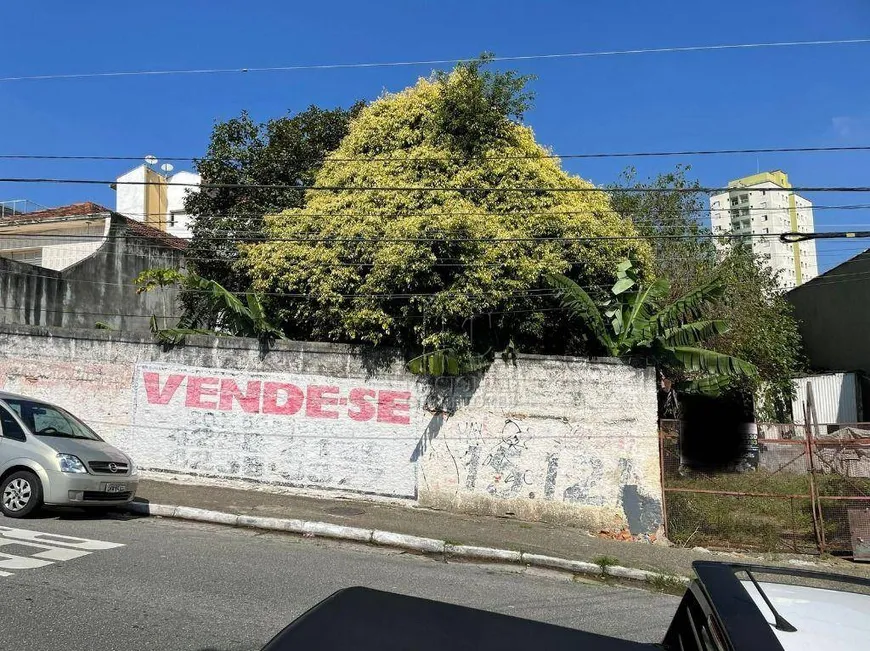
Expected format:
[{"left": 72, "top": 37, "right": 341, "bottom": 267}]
[
  {"left": 219, "top": 379, "right": 262, "bottom": 413},
  {"left": 262, "top": 382, "right": 304, "bottom": 415},
  {"left": 348, "top": 388, "right": 376, "bottom": 422},
  {"left": 185, "top": 376, "right": 220, "bottom": 409},
  {"left": 377, "top": 390, "right": 411, "bottom": 425},
  {"left": 306, "top": 385, "right": 340, "bottom": 419},
  {"left": 143, "top": 372, "right": 185, "bottom": 405}
]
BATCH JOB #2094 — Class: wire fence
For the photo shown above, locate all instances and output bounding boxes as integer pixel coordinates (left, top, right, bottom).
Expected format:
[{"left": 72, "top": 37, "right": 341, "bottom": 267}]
[{"left": 660, "top": 419, "right": 870, "bottom": 556}]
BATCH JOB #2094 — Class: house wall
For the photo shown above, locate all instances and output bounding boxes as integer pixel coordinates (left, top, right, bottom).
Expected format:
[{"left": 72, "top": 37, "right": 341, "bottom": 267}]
[
  {"left": 0, "top": 221, "right": 108, "bottom": 271},
  {"left": 60, "top": 217, "right": 185, "bottom": 331},
  {"left": 0, "top": 215, "right": 185, "bottom": 332},
  {"left": 116, "top": 166, "right": 148, "bottom": 221},
  {"left": 0, "top": 326, "right": 663, "bottom": 533},
  {"left": 165, "top": 171, "right": 200, "bottom": 239},
  {"left": 115, "top": 166, "right": 199, "bottom": 239}
]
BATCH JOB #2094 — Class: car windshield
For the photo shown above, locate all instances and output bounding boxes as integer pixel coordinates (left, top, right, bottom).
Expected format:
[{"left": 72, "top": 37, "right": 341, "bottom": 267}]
[{"left": 1, "top": 398, "right": 102, "bottom": 441}]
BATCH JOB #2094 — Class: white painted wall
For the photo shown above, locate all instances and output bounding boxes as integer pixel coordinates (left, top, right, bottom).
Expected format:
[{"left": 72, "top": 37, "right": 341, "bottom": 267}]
[
  {"left": 115, "top": 166, "right": 148, "bottom": 223},
  {"left": 0, "top": 330, "right": 663, "bottom": 534},
  {"left": 114, "top": 166, "right": 200, "bottom": 239},
  {"left": 165, "top": 171, "right": 200, "bottom": 239},
  {"left": 417, "top": 357, "right": 661, "bottom": 531},
  {"left": 0, "top": 220, "right": 109, "bottom": 271}
]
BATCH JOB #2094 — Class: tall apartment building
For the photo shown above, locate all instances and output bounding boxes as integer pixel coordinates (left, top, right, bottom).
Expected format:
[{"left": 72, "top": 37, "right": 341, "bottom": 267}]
[{"left": 709, "top": 170, "right": 818, "bottom": 291}]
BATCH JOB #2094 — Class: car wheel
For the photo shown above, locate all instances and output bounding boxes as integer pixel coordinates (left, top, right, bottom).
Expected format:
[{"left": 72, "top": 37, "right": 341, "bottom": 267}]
[{"left": 1, "top": 471, "right": 43, "bottom": 518}]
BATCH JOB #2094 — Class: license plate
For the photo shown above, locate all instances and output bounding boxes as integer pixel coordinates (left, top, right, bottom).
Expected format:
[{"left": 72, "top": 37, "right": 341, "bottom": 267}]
[{"left": 105, "top": 484, "right": 127, "bottom": 493}]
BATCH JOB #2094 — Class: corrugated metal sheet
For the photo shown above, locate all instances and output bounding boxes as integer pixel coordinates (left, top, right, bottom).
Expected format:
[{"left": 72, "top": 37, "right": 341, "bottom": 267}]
[{"left": 792, "top": 373, "right": 860, "bottom": 424}]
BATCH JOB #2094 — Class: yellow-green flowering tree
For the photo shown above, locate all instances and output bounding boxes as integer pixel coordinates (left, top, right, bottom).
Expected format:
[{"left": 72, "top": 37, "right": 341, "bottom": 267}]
[{"left": 242, "top": 59, "right": 652, "bottom": 357}]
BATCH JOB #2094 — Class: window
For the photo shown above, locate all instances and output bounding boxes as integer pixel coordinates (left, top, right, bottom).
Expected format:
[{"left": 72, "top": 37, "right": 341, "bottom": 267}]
[
  {"left": 762, "top": 190, "right": 767, "bottom": 196},
  {"left": 762, "top": 215, "right": 768, "bottom": 222},
  {"left": 2, "top": 398, "right": 101, "bottom": 441},
  {"left": 730, "top": 197, "right": 739, "bottom": 207},
  {"left": 762, "top": 228, "right": 769, "bottom": 234},
  {"left": 0, "top": 405, "right": 26, "bottom": 441},
  {"left": 168, "top": 210, "right": 185, "bottom": 227},
  {"left": 0, "top": 248, "right": 43, "bottom": 267},
  {"left": 740, "top": 194, "right": 749, "bottom": 203}
]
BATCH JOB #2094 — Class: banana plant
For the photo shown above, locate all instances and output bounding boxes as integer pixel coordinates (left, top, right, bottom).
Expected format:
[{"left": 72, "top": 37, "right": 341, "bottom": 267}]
[
  {"left": 406, "top": 348, "right": 491, "bottom": 377},
  {"left": 549, "top": 261, "right": 756, "bottom": 396},
  {"left": 136, "top": 269, "right": 285, "bottom": 346}
]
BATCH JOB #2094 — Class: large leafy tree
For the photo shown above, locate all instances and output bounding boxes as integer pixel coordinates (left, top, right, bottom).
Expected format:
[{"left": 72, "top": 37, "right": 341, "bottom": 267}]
[
  {"left": 610, "top": 166, "right": 804, "bottom": 418},
  {"left": 609, "top": 165, "right": 717, "bottom": 300},
  {"left": 711, "top": 244, "right": 806, "bottom": 420},
  {"left": 242, "top": 59, "right": 652, "bottom": 357},
  {"left": 550, "top": 261, "right": 757, "bottom": 396},
  {"left": 184, "top": 103, "right": 364, "bottom": 291}
]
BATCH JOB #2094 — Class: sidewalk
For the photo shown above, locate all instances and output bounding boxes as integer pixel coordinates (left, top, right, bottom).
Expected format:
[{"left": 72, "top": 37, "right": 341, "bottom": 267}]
[{"left": 135, "top": 477, "right": 870, "bottom": 581}]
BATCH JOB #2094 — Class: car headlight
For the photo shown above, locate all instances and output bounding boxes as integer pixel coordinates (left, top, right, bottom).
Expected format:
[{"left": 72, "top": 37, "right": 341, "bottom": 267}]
[
  {"left": 57, "top": 454, "right": 88, "bottom": 474},
  {"left": 129, "top": 459, "right": 139, "bottom": 476}
]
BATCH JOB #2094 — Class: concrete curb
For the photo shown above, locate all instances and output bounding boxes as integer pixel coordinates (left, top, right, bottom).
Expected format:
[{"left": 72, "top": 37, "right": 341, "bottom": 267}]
[{"left": 127, "top": 501, "right": 689, "bottom": 587}]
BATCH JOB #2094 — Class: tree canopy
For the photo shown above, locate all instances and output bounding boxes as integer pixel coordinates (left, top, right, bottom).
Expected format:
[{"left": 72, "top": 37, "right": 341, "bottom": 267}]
[
  {"left": 242, "top": 60, "right": 652, "bottom": 357},
  {"left": 610, "top": 166, "right": 804, "bottom": 416},
  {"left": 184, "top": 103, "right": 363, "bottom": 291}
]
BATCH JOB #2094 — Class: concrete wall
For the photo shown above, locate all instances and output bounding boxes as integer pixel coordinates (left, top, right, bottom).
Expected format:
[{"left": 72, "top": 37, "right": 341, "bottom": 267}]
[
  {"left": 0, "top": 326, "right": 662, "bottom": 533},
  {"left": 61, "top": 216, "right": 185, "bottom": 331},
  {"left": 0, "top": 214, "right": 185, "bottom": 332},
  {"left": 787, "top": 250, "right": 870, "bottom": 374},
  {"left": 0, "top": 259, "right": 64, "bottom": 327}
]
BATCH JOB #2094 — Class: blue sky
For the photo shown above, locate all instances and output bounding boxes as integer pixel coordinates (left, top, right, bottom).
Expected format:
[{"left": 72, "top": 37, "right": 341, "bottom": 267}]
[{"left": 1, "top": 0, "right": 869, "bottom": 271}]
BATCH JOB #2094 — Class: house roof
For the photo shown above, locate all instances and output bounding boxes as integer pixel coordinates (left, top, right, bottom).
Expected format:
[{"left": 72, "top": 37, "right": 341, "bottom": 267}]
[
  {"left": 0, "top": 201, "right": 188, "bottom": 251},
  {"left": 787, "top": 247, "right": 870, "bottom": 296},
  {"left": 0, "top": 201, "right": 111, "bottom": 224},
  {"left": 118, "top": 215, "right": 188, "bottom": 251}
]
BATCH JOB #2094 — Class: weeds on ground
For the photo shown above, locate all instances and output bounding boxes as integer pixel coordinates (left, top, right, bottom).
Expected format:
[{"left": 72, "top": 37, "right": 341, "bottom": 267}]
[
  {"left": 666, "top": 470, "right": 870, "bottom": 552},
  {"left": 593, "top": 555, "right": 620, "bottom": 573},
  {"left": 647, "top": 573, "right": 687, "bottom": 595}
]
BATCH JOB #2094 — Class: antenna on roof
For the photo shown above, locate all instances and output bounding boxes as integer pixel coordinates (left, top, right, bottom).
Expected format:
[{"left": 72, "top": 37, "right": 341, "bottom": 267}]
[
  {"left": 160, "top": 163, "right": 174, "bottom": 174},
  {"left": 144, "top": 155, "right": 158, "bottom": 169}
]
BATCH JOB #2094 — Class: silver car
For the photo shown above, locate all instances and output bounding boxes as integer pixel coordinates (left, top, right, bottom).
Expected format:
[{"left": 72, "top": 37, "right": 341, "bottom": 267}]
[{"left": 0, "top": 391, "right": 138, "bottom": 518}]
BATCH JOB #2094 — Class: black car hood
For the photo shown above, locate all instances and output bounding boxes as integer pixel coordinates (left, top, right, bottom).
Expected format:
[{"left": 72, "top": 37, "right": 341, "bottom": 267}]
[{"left": 261, "top": 587, "right": 656, "bottom": 651}]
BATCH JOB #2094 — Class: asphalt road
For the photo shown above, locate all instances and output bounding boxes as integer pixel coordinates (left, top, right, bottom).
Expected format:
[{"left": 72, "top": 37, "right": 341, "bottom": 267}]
[{"left": 0, "top": 510, "right": 680, "bottom": 651}]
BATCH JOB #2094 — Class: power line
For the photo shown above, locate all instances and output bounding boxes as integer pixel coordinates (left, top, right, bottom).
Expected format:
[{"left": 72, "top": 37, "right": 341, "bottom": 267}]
[
  {"left": 65, "top": 203, "right": 870, "bottom": 223},
  {"left": 0, "top": 306, "right": 183, "bottom": 319},
  {"left": 3, "top": 38, "right": 869, "bottom": 83},
  {"left": 0, "top": 230, "right": 806, "bottom": 243},
  {"left": 2, "top": 176, "right": 869, "bottom": 194},
  {"left": 0, "top": 268, "right": 568, "bottom": 299},
  {"left": 4, "top": 144, "right": 870, "bottom": 163}
]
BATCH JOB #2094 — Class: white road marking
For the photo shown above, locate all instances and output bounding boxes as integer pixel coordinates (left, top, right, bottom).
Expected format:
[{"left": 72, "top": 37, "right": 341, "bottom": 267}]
[
  {"left": 0, "top": 525, "right": 124, "bottom": 577},
  {"left": 0, "top": 552, "right": 54, "bottom": 570},
  {"left": 0, "top": 526, "right": 124, "bottom": 550}
]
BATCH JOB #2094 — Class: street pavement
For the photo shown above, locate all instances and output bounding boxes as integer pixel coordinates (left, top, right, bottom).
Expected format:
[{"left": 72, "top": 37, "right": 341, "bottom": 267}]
[{"left": 0, "top": 509, "right": 680, "bottom": 651}]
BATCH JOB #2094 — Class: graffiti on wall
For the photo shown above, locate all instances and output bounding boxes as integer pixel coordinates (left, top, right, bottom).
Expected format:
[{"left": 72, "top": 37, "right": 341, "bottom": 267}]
[
  {"left": 437, "top": 419, "right": 564, "bottom": 500},
  {"left": 427, "top": 417, "right": 656, "bottom": 523},
  {"left": 129, "top": 363, "right": 421, "bottom": 497}
]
